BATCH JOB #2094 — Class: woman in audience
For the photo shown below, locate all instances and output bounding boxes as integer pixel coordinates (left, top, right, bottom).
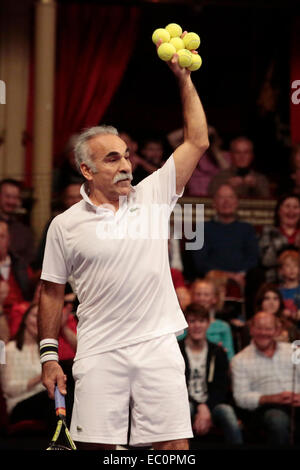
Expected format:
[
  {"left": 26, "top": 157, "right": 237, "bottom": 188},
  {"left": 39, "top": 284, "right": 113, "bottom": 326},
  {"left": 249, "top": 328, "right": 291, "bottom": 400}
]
[
  {"left": 240, "top": 283, "right": 300, "bottom": 348},
  {"left": 0, "top": 303, "right": 55, "bottom": 429},
  {"left": 259, "top": 194, "right": 300, "bottom": 283}
]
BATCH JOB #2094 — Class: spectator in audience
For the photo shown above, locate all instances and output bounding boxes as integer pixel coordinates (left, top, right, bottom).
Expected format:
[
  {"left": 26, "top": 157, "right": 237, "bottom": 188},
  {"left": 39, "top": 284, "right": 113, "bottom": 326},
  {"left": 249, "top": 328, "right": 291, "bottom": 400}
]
[
  {"left": 278, "top": 250, "right": 300, "bottom": 321},
  {"left": 0, "top": 220, "right": 33, "bottom": 322},
  {"left": 231, "top": 311, "right": 300, "bottom": 446},
  {"left": 205, "top": 270, "right": 244, "bottom": 325},
  {"left": 119, "top": 131, "right": 157, "bottom": 186},
  {"left": 188, "top": 184, "right": 259, "bottom": 288},
  {"left": 0, "top": 179, "right": 35, "bottom": 264},
  {"left": 239, "top": 283, "right": 300, "bottom": 349},
  {"left": 259, "top": 194, "right": 300, "bottom": 283},
  {"left": 52, "top": 134, "right": 85, "bottom": 195},
  {"left": 191, "top": 279, "right": 235, "bottom": 360},
  {"left": 7, "top": 281, "right": 77, "bottom": 422},
  {"left": 0, "top": 281, "right": 10, "bottom": 343},
  {"left": 0, "top": 303, "right": 55, "bottom": 430},
  {"left": 277, "top": 144, "right": 300, "bottom": 196},
  {"left": 208, "top": 137, "right": 271, "bottom": 198},
  {"left": 179, "top": 303, "right": 242, "bottom": 444},
  {"left": 167, "top": 126, "right": 231, "bottom": 196}
]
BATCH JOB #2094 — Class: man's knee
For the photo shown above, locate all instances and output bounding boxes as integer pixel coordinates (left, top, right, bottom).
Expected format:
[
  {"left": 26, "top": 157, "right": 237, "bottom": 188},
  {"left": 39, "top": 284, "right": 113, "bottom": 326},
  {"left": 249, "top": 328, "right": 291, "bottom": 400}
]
[{"left": 263, "top": 408, "right": 290, "bottom": 429}]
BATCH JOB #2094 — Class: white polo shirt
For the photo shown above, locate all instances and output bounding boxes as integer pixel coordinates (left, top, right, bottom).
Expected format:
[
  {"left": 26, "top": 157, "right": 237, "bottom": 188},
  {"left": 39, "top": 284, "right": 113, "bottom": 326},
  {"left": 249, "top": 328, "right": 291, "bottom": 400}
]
[{"left": 41, "top": 155, "right": 188, "bottom": 361}]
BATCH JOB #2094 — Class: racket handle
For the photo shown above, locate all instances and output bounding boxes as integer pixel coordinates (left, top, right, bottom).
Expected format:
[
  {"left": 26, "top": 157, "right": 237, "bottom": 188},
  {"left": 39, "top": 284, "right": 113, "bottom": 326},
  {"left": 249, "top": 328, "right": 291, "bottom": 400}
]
[{"left": 55, "top": 385, "right": 66, "bottom": 416}]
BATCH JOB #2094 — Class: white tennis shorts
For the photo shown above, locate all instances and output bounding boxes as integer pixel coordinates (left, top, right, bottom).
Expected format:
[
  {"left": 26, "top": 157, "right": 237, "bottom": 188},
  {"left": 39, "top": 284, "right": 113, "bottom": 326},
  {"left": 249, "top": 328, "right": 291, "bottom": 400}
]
[{"left": 70, "top": 334, "right": 193, "bottom": 446}]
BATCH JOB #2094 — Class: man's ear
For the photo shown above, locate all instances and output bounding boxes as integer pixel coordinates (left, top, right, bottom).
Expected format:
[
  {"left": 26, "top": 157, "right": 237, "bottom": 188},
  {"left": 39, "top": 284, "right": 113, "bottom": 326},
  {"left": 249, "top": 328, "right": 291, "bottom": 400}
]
[{"left": 80, "top": 163, "right": 93, "bottom": 181}]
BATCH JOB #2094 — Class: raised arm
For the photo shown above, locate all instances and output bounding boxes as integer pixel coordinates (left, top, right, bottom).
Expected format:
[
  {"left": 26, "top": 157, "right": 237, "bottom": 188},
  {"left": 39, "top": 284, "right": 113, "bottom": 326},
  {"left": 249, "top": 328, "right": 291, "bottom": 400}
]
[
  {"left": 168, "top": 54, "right": 209, "bottom": 194},
  {"left": 38, "top": 280, "right": 67, "bottom": 399}
]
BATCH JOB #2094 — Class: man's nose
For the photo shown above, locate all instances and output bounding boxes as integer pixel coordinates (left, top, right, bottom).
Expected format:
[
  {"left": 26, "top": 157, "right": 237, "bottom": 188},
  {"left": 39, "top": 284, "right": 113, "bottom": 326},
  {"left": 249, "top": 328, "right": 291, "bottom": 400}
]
[{"left": 120, "top": 156, "right": 132, "bottom": 172}]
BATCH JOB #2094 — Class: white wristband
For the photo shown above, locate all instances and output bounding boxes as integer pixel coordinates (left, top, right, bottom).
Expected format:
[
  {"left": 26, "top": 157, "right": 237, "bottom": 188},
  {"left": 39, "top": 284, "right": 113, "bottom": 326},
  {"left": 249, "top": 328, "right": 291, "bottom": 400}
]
[{"left": 40, "top": 338, "right": 59, "bottom": 364}]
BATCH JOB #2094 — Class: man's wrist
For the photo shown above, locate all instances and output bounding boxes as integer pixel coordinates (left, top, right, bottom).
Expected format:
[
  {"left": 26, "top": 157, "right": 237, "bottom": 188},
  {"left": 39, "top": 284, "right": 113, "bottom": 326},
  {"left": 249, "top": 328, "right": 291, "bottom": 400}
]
[{"left": 40, "top": 338, "right": 59, "bottom": 364}]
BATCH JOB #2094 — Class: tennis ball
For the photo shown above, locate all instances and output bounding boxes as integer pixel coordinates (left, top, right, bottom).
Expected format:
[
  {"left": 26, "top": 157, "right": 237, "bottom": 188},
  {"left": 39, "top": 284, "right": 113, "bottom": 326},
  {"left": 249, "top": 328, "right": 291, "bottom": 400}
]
[
  {"left": 165, "top": 23, "right": 182, "bottom": 38},
  {"left": 183, "top": 32, "right": 201, "bottom": 50},
  {"left": 157, "top": 43, "right": 176, "bottom": 61},
  {"left": 177, "top": 49, "right": 193, "bottom": 68},
  {"left": 188, "top": 54, "right": 202, "bottom": 71},
  {"left": 169, "top": 37, "right": 185, "bottom": 51},
  {"left": 152, "top": 28, "right": 170, "bottom": 45}
]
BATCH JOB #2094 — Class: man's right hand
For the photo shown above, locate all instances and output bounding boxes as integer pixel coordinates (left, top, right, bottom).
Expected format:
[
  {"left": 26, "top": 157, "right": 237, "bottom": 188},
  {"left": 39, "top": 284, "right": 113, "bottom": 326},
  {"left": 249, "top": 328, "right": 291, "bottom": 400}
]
[{"left": 42, "top": 361, "right": 67, "bottom": 399}]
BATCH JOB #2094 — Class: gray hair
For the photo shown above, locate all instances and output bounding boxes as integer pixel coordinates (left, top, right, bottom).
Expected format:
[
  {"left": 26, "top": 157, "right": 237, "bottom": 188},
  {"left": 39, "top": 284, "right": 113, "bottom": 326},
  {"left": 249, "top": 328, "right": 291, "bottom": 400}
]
[{"left": 74, "top": 125, "right": 119, "bottom": 173}]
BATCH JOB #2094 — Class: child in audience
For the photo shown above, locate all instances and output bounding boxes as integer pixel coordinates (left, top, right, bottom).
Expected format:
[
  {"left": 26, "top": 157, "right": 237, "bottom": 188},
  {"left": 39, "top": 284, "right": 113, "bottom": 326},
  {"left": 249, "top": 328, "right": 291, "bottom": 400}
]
[
  {"left": 191, "top": 279, "right": 235, "bottom": 360},
  {"left": 278, "top": 250, "right": 300, "bottom": 321}
]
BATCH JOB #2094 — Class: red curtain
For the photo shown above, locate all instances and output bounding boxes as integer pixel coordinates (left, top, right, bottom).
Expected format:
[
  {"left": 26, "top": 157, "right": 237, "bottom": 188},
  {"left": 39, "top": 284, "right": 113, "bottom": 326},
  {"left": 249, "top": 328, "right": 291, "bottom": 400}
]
[
  {"left": 25, "top": 4, "right": 140, "bottom": 185},
  {"left": 290, "top": 16, "right": 300, "bottom": 144}
]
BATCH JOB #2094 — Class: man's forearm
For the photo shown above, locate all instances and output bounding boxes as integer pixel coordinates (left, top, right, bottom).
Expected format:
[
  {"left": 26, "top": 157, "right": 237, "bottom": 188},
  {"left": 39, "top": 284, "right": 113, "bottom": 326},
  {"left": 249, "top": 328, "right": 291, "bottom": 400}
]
[
  {"left": 178, "top": 75, "right": 208, "bottom": 150},
  {"left": 38, "top": 281, "right": 65, "bottom": 341}
]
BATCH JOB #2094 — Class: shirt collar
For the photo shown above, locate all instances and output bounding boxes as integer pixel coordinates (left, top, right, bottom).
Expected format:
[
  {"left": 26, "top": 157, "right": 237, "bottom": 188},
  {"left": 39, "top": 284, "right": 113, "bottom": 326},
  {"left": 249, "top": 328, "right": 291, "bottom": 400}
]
[
  {"left": 250, "top": 339, "right": 280, "bottom": 357},
  {"left": 80, "top": 183, "right": 136, "bottom": 214}
]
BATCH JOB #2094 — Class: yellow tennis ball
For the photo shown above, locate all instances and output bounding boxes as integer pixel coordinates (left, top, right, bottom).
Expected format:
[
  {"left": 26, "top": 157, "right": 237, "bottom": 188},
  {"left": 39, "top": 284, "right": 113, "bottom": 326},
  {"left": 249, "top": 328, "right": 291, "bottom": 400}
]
[
  {"left": 183, "top": 32, "right": 201, "bottom": 50},
  {"left": 177, "top": 49, "right": 193, "bottom": 68},
  {"left": 157, "top": 43, "right": 176, "bottom": 61},
  {"left": 165, "top": 23, "right": 182, "bottom": 38},
  {"left": 188, "top": 54, "right": 202, "bottom": 71},
  {"left": 152, "top": 28, "right": 170, "bottom": 45},
  {"left": 169, "top": 37, "right": 185, "bottom": 51}
]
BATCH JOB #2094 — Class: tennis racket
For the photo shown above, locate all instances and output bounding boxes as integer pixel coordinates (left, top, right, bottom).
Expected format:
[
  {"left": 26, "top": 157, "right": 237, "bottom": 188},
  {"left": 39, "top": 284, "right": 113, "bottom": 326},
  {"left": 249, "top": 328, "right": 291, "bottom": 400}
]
[{"left": 46, "top": 386, "right": 77, "bottom": 450}]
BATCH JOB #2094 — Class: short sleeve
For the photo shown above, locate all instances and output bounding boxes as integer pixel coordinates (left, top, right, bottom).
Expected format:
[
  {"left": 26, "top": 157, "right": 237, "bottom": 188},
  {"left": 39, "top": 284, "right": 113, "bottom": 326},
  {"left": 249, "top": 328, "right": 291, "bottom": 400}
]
[
  {"left": 40, "top": 216, "right": 70, "bottom": 284},
  {"left": 136, "top": 155, "right": 183, "bottom": 211}
]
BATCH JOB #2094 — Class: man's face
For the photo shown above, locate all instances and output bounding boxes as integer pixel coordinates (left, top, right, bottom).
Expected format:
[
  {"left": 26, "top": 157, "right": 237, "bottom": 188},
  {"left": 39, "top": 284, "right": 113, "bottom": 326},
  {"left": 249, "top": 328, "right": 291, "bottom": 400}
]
[
  {"left": 186, "top": 313, "right": 209, "bottom": 342},
  {"left": 192, "top": 282, "right": 217, "bottom": 310},
  {"left": 63, "top": 184, "right": 82, "bottom": 209},
  {"left": 280, "top": 258, "right": 300, "bottom": 283},
  {"left": 0, "top": 222, "right": 9, "bottom": 257},
  {"left": 0, "top": 184, "right": 21, "bottom": 215},
  {"left": 250, "top": 313, "right": 279, "bottom": 352},
  {"left": 141, "top": 142, "right": 163, "bottom": 165},
  {"left": 213, "top": 185, "right": 238, "bottom": 218},
  {"left": 81, "top": 134, "right": 133, "bottom": 201},
  {"left": 231, "top": 140, "right": 254, "bottom": 168}
]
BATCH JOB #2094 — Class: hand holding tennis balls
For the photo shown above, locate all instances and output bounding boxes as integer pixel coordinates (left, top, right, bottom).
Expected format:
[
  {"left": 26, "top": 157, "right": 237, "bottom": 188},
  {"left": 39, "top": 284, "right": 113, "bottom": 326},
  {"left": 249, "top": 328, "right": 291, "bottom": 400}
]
[{"left": 152, "top": 23, "right": 202, "bottom": 71}]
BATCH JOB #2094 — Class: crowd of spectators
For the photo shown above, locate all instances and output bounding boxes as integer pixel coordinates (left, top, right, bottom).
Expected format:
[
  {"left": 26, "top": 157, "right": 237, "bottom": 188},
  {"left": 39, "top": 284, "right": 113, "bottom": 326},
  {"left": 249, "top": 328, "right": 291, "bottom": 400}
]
[{"left": 1, "top": 129, "right": 300, "bottom": 448}]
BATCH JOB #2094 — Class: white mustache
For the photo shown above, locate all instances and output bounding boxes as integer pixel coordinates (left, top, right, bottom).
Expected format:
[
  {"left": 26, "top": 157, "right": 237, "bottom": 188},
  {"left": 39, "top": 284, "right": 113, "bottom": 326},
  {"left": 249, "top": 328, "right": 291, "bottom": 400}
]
[{"left": 113, "top": 172, "right": 133, "bottom": 184}]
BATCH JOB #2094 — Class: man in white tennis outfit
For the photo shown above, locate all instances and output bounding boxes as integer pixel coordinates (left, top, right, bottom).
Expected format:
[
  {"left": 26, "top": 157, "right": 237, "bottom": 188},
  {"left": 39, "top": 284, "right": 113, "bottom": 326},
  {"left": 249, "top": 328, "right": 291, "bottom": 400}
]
[{"left": 38, "top": 51, "right": 209, "bottom": 450}]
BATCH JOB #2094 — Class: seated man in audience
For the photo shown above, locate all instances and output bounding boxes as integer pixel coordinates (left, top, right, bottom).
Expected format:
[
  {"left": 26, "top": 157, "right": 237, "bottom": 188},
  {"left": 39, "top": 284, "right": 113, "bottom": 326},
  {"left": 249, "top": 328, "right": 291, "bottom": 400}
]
[
  {"left": 231, "top": 311, "right": 300, "bottom": 446},
  {"left": 191, "top": 278, "right": 235, "bottom": 360},
  {"left": 189, "top": 184, "right": 259, "bottom": 289},
  {"left": 0, "top": 179, "right": 35, "bottom": 264},
  {"left": 179, "top": 303, "right": 242, "bottom": 445},
  {"left": 208, "top": 137, "right": 270, "bottom": 198},
  {"left": 0, "top": 220, "right": 33, "bottom": 322}
]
